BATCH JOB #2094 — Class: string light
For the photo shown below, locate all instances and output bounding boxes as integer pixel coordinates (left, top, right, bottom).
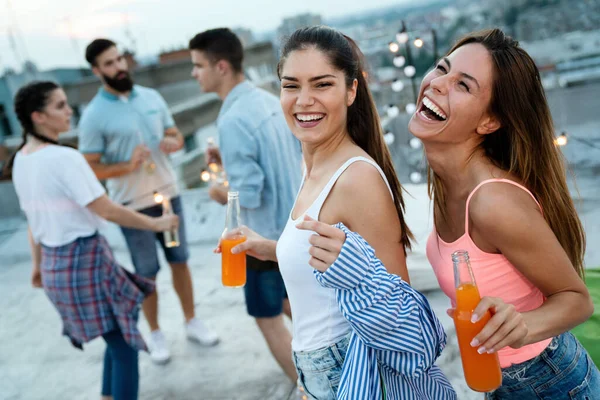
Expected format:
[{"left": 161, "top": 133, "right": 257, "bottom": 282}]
[
  {"left": 153, "top": 192, "right": 164, "bottom": 204},
  {"left": 208, "top": 162, "right": 220, "bottom": 173},
  {"left": 405, "top": 103, "right": 417, "bottom": 114},
  {"left": 555, "top": 133, "right": 568, "bottom": 147},
  {"left": 201, "top": 170, "right": 211, "bottom": 182},
  {"left": 410, "top": 171, "right": 422, "bottom": 183},
  {"left": 414, "top": 37, "right": 424, "bottom": 48},
  {"left": 409, "top": 137, "right": 422, "bottom": 149},
  {"left": 554, "top": 131, "right": 600, "bottom": 150},
  {"left": 404, "top": 65, "right": 416, "bottom": 78},
  {"left": 391, "top": 79, "right": 405, "bottom": 92},
  {"left": 393, "top": 55, "right": 406, "bottom": 68},
  {"left": 384, "top": 131, "right": 395, "bottom": 145},
  {"left": 396, "top": 31, "right": 409, "bottom": 44},
  {"left": 386, "top": 104, "right": 400, "bottom": 118},
  {"left": 388, "top": 42, "right": 400, "bottom": 53}
]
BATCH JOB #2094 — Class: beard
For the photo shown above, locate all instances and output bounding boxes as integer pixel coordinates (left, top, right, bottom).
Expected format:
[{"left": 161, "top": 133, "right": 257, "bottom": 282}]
[{"left": 103, "top": 71, "right": 134, "bottom": 93}]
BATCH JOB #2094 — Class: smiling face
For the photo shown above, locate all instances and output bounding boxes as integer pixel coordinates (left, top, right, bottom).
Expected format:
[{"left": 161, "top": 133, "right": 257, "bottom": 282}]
[
  {"left": 279, "top": 46, "right": 357, "bottom": 146},
  {"left": 408, "top": 43, "right": 500, "bottom": 145}
]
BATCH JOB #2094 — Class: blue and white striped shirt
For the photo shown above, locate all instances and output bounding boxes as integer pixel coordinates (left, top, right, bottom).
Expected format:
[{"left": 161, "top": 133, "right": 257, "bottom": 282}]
[{"left": 314, "top": 224, "right": 457, "bottom": 399}]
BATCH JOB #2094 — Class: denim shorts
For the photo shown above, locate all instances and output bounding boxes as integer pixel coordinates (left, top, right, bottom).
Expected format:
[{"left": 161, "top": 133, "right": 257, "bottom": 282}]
[
  {"left": 293, "top": 334, "right": 350, "bottom": 400},
  {"left": 120, "top": 196, "right": 189, "bottom": 278},
  {"left": 244, "top": 256, "right": 287, "bottom": 318},
  {"left": 487, "top": 332, "right": 600, "bottom": 399}
]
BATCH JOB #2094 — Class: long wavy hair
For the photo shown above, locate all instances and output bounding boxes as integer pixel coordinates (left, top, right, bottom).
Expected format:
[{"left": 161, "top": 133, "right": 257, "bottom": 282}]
[
  {"left": 428, "top": 29, "right": 585, "bottom": 276},
  {"left": 279, "top": 26, "right": 413, "bottom": 252}
]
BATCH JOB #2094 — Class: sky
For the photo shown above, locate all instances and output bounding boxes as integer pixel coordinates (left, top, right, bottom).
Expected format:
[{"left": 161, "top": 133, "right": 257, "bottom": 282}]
[{"left": 0, "top": 0, "right": 414, "bottom": 71}]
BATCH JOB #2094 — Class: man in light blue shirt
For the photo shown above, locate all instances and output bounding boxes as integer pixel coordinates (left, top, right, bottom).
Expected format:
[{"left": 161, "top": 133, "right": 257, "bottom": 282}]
[
  {"left": 78, "top": 38, "right": 219, "bottom": 365},
  {"left": 189, "top": 28, "right": 302, "bottom": 383}
]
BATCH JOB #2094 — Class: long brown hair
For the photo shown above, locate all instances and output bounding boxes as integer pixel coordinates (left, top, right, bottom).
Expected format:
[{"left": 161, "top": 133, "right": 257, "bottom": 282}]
[
  {"left": 278, "top": 26, "right": 414, "bottom": 252},
  {"left": 428, "top": 29, "right": 585, "bottom": 276}
]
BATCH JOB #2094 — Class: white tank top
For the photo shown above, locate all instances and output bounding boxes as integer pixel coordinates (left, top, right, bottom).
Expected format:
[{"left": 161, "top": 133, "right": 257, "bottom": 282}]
[{"left": 276, "top": 156, "right": 393, "bottom": 352}]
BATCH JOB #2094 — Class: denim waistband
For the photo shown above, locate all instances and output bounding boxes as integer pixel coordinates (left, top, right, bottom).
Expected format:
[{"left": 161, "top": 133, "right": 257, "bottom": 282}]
[{"left": 293, "top": 334, "right": 351, "bottom": 373}]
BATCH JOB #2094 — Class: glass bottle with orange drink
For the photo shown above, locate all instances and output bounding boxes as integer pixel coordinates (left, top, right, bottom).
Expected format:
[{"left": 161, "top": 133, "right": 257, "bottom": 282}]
[
  {"left": 221, "top": 191, "right": 246, "bottom": 287},
  {"left": 452, "top": 250, "right": 502, "bottom": 392}
]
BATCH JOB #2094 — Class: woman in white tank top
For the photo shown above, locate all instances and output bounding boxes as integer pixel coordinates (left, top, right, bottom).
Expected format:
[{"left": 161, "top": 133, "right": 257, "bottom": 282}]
[{"left": 217, "top": 27, "right": 455, "bottom": 399}]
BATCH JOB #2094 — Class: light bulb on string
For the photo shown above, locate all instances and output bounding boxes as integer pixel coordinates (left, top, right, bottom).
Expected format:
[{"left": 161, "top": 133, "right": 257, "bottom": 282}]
[
  {"left": 393, "top": 55, "right": 406, "bottom": 68},
  {"left": 414, "top": 37, "right": 424, "bottom": 48},
  {"left": 555, "top": 133, "right": 568, "bottom": 147},
  {"left": 410, "top": 171, "right": 422, "bottom": 183},
  {"left": 208, "top": 162, "right": 220, "bottom": 173},
  {"left": 405, "top": 103, "right": 417, "bottom": 114},
  {"left": 391, "top": 79, "right": 404, "bottom": 92},
  {"left": 409, "top": 137, "right": 422, "bottom": 149},
  {"left": 201, "top": 170, "right": 211, "bottom": 182},
  {"left": 386, "top": 104, "right": 400, "bottom": 118},
  {"left": 404, "top": 65, "right": 416, "bottom": 78},
  {"left": 384, "top": 131, "right": 395, "bottom": 145},
  {"left": 153, "top": 192, "right": 164, "bottom": 204},
  {"left": 388, "top": 42, "right": 400, "bottom": 53},
  {"left": 396, "top": 32, "right": 409, "bottom": 44}
]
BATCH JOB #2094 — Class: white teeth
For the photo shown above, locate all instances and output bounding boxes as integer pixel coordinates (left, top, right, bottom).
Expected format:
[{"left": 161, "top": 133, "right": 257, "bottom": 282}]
[
  {"left": 296, "top": 114, "right": 324, "bottom": 122},
  {"left": 423, "top": 97, "right": 447, "bottom": 120}
]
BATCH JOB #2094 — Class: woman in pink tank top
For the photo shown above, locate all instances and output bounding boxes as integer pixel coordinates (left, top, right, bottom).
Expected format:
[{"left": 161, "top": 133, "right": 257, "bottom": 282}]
[{"left": 410, "top": 29, "right": 600, "bottom": 398}]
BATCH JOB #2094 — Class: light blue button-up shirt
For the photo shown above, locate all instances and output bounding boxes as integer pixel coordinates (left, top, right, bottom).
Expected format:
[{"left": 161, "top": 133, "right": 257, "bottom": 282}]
[
  {"left": 218, "top": 81, "right": 302, "bottom": 240},
  {"left": 315, "top": 224, "right": 457, "bottom": 399},
  {"left": 78, "top": 85, "right": 178, "bottom": 210}
]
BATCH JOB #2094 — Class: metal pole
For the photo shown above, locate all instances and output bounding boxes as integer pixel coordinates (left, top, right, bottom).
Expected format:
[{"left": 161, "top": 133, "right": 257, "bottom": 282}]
[
  {"left": 401, "top": 21, "right": 418, "bottom": 104},
  {"left": 405, "top": 44, "right": 418, "bottom": 103},
  {"left": 431, "top": 29, "right": 438, "bottom": 64}
]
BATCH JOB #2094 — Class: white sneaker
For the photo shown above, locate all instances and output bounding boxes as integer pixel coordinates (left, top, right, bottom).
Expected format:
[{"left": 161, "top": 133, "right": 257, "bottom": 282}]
[
  {"left": 186, "top": 318, "right": 220, "bottom": 346},
  {"left": 148, "top": 330, "right": 171, "bottom": 364}
]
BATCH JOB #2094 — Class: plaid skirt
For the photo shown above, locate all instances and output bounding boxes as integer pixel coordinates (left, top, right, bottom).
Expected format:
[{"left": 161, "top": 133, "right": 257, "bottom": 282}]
[{"left": 40, "top": 233, "right": 155, "bottom": 351}]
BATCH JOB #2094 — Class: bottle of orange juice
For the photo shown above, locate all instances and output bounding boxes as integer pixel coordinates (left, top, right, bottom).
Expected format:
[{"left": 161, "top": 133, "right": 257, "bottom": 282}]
[
  {"left": 452, "top": 250, "right": 502, "bottom": 392},
  {"left": 221, "top": 191, "right": 246, "bottom": 287}
]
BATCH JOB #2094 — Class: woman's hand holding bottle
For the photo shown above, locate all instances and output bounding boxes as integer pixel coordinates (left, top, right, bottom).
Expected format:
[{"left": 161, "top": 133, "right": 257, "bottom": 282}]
[{"left": 214, "top": 226, "right": 277, "bottom": 262}]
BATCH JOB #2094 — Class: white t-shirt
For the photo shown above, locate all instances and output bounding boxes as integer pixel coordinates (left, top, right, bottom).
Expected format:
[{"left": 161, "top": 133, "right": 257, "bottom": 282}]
[{"left": 13, "top": 145, "right": 107, "bottom": 247}]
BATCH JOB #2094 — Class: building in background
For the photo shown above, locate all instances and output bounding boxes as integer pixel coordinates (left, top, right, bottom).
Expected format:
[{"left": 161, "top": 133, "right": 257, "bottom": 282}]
[
  {"left": 277, "top": 13, "right": 323, "bottom": 41},
  {"left": 233, "top": 27, "right": 255, "bottom": 47},
  {"left": 0, "top": 42, "right": 279, "bottom": 190}
]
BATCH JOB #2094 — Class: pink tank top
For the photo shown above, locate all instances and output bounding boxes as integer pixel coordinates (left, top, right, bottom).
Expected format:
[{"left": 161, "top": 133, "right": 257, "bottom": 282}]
[{"left": 426, "top": 178, "right": 552, "bottom": 368}]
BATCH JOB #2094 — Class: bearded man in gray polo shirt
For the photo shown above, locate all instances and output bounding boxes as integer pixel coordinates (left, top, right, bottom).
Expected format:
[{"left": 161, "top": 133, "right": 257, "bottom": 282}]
[{"left": 78, "top": 39, "right": 219, "bottom": 364}]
